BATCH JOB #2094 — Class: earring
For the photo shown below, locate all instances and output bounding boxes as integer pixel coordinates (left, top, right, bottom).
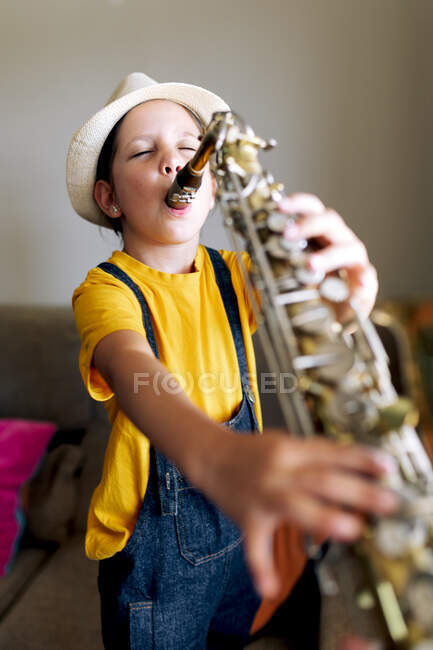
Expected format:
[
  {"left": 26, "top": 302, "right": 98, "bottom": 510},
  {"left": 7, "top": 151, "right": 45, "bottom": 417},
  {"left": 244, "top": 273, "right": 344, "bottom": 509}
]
[{"left": 112, "top": 205, "right": 120, "bottom": 214}]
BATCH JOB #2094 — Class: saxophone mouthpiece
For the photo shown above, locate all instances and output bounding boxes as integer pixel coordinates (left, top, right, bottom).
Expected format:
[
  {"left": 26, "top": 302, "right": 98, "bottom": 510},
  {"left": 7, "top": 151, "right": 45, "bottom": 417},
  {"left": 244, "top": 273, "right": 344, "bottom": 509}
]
[
  {"left": 165, "top": 162, "right": 204, "bottom": 209},
  {"left": 165, "top": 112, "right": 230, "bottom": 209}
]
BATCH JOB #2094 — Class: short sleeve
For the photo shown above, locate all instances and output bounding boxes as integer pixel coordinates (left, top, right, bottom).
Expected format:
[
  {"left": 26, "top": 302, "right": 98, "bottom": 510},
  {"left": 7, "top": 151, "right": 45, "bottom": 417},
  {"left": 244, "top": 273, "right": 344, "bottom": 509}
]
[
  {"left": 228, "top": 250, "right": 262, "bottom": 335},
  {"left": 72, "top": 272, "right": 146, "bottom": 401}
]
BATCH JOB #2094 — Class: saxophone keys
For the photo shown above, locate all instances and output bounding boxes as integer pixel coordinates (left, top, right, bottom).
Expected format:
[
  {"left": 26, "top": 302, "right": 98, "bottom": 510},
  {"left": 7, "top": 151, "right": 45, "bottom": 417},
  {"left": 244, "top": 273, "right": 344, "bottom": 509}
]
[
  {"left": 230, "top": 141, "right": 261, "bottom": 174},
  {"left": 280, "top": 236, "right": 308, "bottom": 254},
  {"left": 325, "top": 389, "right": 379, "bottom": 434},
  {"left": 295, "top": 341, "right": 355, "bottom": 382},
  {"left": 404, "top": 571, "right": 433, "bottom": 635},
  {"left": 265, "top": 234, "right": 305, "bottom": 259},
  {"left": 400, "top": 495, "right": 433, "bottom": 518},
  {"left": 291, "top": 304, "right": 333, "bottom": 335},
  {"left": 295, "top": 267, "right": 325, "bottom": 286},
  {"left": 320, "top": 275, "right": 350, "bottom": 303},
  {"left": 357, "top": 588, "right": 376, "bottom": 610},
  {"left": 265, "top": 234, "right": 289, "bottom": 259},
  {"left": 267, "top": 212, "right": 289, "bottom": 233},
  {"left": 375, "top": 580, "right": 409, "bottom": 643},
  {"left": 378, "top": 398, "right": 419, "bottom": 432},
  {"left": 274, "top": 288, "right": 320, "bottom": 306},
  {"left": 263, "top": 138, "right": 277, "bottom": 151},
  {"left": 269, "top": 182, "right": 284, "bottom": 202},
  {"left": 373, "top": 516, "right": 428, "bottom": 559},
  {"left": 275, "top": 275, "right": 299, "bottom": 292}
]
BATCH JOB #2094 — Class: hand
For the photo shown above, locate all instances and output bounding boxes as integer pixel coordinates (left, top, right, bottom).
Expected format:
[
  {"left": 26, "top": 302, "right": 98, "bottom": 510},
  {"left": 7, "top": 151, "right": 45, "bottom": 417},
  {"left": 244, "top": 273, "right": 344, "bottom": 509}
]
[
  {"left": 203, "top": 432, "right": 398, "bottom": 598},
  {"left": 278, "top": 193, "right": 378, "bottom": 322}
]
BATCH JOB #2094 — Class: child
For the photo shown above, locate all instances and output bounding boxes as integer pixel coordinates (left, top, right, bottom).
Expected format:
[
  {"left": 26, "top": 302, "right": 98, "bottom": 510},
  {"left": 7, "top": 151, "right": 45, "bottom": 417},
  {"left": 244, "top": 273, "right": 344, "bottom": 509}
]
[{"left": 67, "top": 72, "right": 398, "bottom": 649}]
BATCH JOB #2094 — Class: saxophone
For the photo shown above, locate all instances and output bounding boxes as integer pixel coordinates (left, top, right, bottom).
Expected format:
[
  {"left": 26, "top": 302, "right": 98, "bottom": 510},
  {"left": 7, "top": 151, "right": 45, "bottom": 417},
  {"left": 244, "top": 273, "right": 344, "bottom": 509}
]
[{"left": 166, "top": 112, "right": 433, "bottom": 649}]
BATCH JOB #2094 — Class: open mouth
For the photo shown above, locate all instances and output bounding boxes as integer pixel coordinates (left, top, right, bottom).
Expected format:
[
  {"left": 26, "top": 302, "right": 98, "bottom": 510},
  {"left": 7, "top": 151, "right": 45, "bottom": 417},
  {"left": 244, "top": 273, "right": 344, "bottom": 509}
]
[{"left": 166, "top": 204, "right": 192, "bottom": 217}]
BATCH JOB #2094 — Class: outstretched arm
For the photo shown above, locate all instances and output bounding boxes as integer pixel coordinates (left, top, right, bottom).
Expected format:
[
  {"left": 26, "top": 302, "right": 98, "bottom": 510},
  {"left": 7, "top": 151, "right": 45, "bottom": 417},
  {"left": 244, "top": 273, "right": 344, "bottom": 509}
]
[{"left": 94, "top": 329, "right": 398, "bottom": 598}]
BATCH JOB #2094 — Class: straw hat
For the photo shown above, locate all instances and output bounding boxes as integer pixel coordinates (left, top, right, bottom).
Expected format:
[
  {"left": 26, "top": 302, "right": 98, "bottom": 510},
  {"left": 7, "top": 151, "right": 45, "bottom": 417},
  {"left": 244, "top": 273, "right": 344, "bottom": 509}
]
[{"left": 66, "top": 72, "right": 230, "bottom": 227}]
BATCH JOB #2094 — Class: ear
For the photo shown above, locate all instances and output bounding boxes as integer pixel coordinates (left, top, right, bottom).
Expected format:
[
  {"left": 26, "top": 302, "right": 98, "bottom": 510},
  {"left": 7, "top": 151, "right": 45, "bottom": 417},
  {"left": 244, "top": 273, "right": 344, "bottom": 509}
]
[{"left": 94, "top": 180, "right": 122, "bottom": 219}]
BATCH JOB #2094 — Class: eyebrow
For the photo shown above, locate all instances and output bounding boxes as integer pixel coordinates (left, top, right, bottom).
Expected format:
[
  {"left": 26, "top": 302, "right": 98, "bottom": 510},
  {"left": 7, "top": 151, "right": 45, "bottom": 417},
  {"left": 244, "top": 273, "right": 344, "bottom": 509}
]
[
  {"left": 126, "top": 131, "right": 200, "bottom": 148},
  {"left": 180, "top": 132, "right": 200, "bottom": 139}
]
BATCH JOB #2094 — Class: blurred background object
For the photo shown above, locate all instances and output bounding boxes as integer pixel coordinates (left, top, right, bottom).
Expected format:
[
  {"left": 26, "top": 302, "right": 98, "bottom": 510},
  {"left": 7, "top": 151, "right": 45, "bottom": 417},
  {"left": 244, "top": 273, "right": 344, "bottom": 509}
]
[{"left": 0, "top": 0, "right": 432, "bottom": 304}]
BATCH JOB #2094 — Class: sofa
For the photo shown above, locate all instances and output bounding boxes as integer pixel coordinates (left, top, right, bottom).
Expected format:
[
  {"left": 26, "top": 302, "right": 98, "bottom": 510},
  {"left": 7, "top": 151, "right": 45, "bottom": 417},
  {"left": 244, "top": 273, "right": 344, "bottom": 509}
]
[
  {"left": 0, "top": 305, "right": 299, "bottom": 650},
  {"left": 0, "top": 305, "right": 110, "bottom": 650},
  {"left": 0, "top": 303, "right": 431, "bottom": 650}
]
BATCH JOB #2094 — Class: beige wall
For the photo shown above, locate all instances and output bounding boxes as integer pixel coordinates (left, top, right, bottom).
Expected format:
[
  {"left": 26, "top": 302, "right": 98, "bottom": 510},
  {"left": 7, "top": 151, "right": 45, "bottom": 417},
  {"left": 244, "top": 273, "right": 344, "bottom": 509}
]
[{"left": 1, "top": 0, "right": 431, "bottom": 304}]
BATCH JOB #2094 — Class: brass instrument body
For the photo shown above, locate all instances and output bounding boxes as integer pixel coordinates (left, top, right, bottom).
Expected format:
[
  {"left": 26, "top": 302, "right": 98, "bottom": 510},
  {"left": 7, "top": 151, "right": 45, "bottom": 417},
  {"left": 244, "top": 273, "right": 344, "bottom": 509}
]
[{"left": 167, "top": 111, "right": 433, "bottom": 649}]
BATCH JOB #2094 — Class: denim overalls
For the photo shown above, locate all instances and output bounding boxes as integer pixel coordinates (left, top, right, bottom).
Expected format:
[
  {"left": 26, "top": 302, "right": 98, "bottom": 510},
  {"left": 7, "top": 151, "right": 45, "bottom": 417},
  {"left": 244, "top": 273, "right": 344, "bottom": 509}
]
[{"left": 96, "top": 247, "right": 262, "bottom": 649}]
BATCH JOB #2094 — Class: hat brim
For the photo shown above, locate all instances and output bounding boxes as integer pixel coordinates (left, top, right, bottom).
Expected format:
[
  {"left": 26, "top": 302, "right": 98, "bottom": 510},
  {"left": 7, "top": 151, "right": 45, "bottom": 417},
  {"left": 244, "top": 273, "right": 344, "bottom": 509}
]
[{"left": 66, "top": 82, "right": 229, "bottom": 227}]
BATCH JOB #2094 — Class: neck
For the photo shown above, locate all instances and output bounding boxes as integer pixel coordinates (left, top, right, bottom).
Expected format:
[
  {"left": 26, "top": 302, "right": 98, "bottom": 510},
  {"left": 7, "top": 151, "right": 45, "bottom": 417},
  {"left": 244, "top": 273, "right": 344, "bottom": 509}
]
[{"left": 121, "top": 235, "right": 200, "bottom": 274}]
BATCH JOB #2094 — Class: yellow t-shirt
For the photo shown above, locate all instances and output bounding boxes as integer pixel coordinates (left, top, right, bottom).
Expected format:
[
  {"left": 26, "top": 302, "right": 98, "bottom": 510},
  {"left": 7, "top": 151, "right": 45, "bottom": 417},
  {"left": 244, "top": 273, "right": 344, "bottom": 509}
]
[{"left": 72, "top": 245, "right": 262, "bottom": 560}]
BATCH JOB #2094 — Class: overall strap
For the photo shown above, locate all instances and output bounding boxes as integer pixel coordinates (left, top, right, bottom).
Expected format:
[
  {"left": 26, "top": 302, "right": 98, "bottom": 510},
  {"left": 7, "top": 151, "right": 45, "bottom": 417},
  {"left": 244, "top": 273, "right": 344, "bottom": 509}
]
[
  {"left": 98, "top": 261, "right": 175, "bottom": 515},
  {"left": 204, "top": 247, "right": 254, "bottom": 399},
  {"left": 98, "top": 251, "right": 254, "bottom": 398},
  {"left": 97, "top": 253, "right": 258, "bottom": 516},
  {"left": 97, "top": 262, "right": 160, "bottom": 359}
]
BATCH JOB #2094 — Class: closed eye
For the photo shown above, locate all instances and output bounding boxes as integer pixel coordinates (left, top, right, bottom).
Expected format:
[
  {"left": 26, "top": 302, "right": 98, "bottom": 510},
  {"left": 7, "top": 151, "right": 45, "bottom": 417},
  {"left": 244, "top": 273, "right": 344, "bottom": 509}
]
[
  {"left": 131, "top": 150, "right": 153, "bottom": 158},
  {"left": 179, "top": 147, "right": 197, "bottom": 152}
]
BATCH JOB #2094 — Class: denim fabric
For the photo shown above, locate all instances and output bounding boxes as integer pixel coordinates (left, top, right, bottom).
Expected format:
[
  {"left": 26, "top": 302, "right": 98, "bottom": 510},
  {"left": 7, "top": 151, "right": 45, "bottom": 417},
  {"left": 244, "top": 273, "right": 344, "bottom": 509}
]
[
  {"left": 97, "top": 262, "right": 160, "bottom": 360},
  {"left": 97, "top": 248, "right": 261, "bottom": 649}
]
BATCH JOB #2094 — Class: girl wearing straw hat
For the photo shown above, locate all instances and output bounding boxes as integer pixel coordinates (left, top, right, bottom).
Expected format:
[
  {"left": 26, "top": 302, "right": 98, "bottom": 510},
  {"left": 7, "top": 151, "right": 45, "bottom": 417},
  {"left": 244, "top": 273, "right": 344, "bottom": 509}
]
[{"left": 67, "top": 72, "right": 397, "bottom": 649}]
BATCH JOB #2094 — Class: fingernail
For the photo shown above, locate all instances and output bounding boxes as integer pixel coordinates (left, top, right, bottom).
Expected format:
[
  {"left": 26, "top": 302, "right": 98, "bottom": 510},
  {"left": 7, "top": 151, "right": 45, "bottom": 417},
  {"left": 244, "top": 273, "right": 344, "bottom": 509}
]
[
  {"left": 373, "top": 452, "right": 398, "bottom": 474},
  {"left": 335, "top": 517, "right": 360, "bottom": 539},
  {"left": 284, "top": 223, "right": 298, "bottom": 239}
]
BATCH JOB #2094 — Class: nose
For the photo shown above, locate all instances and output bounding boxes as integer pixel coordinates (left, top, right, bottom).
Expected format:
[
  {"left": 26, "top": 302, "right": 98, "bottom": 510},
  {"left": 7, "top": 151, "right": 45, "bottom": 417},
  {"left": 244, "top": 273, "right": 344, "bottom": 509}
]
[
  {"left": 160, "top": 151, "right": 182, "bottom": 176},
  {"left": 163, "top": 163, "right": 182, "bottom": 175}
]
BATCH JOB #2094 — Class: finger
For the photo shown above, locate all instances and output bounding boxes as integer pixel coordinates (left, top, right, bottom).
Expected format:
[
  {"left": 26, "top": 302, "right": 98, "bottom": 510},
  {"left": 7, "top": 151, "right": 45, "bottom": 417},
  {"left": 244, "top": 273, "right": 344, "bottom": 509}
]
[
  {"left": 278, "top": 193, "right": 325, "bottom": 216},
  {"left": 347, "top": 263, "right": 379, "bottom": 319},
  {"left": 293, "top": 468, "right": 399, "bottom": 516},
  {"left": 308, "top": 242, "right": 368, "bottom": 274},
  {"left": 283, "top": 209, "right": 354, "bottom": 245},
  {"left": 243, "top": 519, "right": 280, "bottom": 598},
  {"left": 275, "top": 488, "right": 365, "bottom": 542},
  {"left": 346, "top": 263, "right": 378, "bottom": 294},
  {"left": 357, "top": 263, "right": 378, "bottom": 291},
  {"left": 284, "top": 437, "right": 397, "bottom": 478}
]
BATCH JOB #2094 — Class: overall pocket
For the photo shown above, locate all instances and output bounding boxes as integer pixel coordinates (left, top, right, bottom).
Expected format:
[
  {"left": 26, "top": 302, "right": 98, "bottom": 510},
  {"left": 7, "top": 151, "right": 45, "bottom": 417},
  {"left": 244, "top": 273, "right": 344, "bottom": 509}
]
[
  {"left": 175, "top": 481, "right": 242, "bottom": 566},
  {"left": 173, "top": 393, "right": 255, "bottom": 566},
  {"left": 129, "top": 601, "right": 154, "bottom": 649}
]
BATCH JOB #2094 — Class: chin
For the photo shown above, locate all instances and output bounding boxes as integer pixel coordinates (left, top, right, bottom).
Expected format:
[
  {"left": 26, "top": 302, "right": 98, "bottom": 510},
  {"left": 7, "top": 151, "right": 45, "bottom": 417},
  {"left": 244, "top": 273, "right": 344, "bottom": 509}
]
[{"left": 162, "top": 226, "right": 202, "bottom": 245}]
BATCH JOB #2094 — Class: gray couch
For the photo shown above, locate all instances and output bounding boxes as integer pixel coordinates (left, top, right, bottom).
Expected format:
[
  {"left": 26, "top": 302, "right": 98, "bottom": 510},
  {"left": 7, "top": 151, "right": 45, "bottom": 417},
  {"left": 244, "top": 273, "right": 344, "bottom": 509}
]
[
  {"left": 0, "top": 305, "right": 110, "bottom": 650},
  {"left": 0, "top": 305, "right": 302, "bottom": 650},
  {"left": 6, "top": 303, "right": 396, "bottom": 649}
]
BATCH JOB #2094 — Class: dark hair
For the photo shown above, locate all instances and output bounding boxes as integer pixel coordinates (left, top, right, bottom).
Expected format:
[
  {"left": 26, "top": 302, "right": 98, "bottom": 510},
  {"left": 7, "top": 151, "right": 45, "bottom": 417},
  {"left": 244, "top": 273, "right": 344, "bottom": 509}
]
[{"left": 95, "top": 115, "right": 126, "bottom": 236}]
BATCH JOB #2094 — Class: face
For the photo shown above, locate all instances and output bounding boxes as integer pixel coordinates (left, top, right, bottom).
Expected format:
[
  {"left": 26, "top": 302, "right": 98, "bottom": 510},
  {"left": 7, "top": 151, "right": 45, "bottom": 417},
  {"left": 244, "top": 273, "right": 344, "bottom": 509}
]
[{"left": 96, "top": 99, "right": 215, "bottom": 248}]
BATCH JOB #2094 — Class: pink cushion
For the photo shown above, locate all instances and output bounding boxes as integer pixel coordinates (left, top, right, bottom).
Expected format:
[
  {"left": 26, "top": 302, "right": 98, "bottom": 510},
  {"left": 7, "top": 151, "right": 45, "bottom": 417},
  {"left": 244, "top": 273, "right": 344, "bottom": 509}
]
[{"left": 0, "top": 419, "right": 57, "bottom": 575}]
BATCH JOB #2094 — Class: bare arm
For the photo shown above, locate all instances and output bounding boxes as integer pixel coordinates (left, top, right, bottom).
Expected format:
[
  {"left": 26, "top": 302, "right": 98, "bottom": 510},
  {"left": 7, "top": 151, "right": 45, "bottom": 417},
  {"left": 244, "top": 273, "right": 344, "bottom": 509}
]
[
  {"left": 93, "top": 329, "right": 229, "bottom": 488},
  {"left": 94, "top": 329, "right": 398, "bottom": 597}
]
